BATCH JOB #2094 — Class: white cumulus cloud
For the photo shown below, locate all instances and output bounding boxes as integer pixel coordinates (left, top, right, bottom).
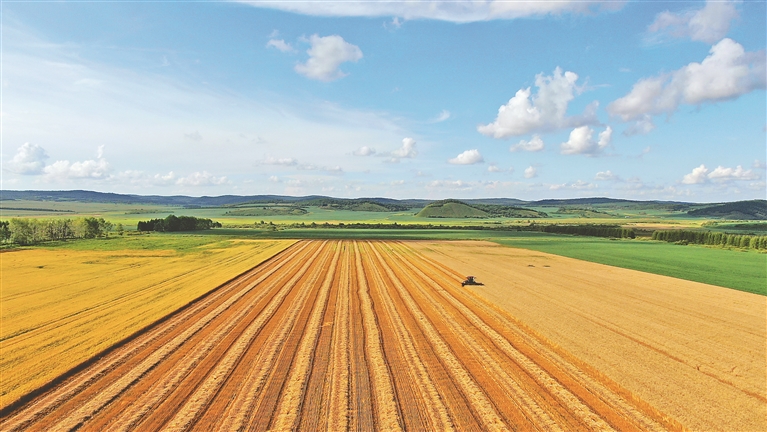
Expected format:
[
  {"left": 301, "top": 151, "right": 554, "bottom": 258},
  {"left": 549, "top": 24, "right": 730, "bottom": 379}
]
[
  {"left": 595, "top": 170, "right": 620, "bottom": 181},
  {"left": 43, "top": 147, "right": 111, "bottom": 180},
  {"left": 550, "top": 180, "right": 597, "bottom": 190},
  {"left": 448, "top": 149, "right": 484, "bottom": 165},
  {"left": 267, "top": 39, "right": 295, "bottom": 53},
  {"left": 295, "top": 34, "right": 362, "bottom": 82},
  {"left": 298, "top": 164, "right": 344, "bottom": 174},
  {"left": 524, "top": 166, "right": 537, "bottom": 179},
  {"left": 353, "top": 146, "right": 376, "bottom": 156},
  {"left": 426, "top": 179, "right": 472, "bottom": 190},
  {"left": 263, "top": 156, "right": 298, "bottom": 166},
  {"left": 560, "top": 126, "right": 612, "bottom": 155},
  {"left": 680, "top": 164, "right": 757, "bottom": 184},
  {"left": 682, "top": 164, "right": 710, "bottom": 184},
  {"left": 10, "top": 142, "right": 49, "bottom": 175},
  {"left": 115, "top": 170, "right": 177, "bottom": 187},
  {"left": 510, "top": 135, "right": 545, "bottom": 152},
  {"left": 648, "top": 0, "right": 740, "bottom": 44},
  {"left": 176, "top": 171, "right": 228, "bottom": 186},
  {"left": 708, "top": 165, "right": 758, "bottom": 181},
  {"left": 478, "top": 67, "right": 597, "bottom": 138},
  {"left": 44, "top": 159, "right": 111, "bottom": 180},
  {"left": 388, "top": 137, "right": 417, "bottom": 161},
  {"left": 608, "top": 39, "right": 766, "bottom": 122},
  {"left": 152, "top": 171, "right": 177, "bottom": 186}
]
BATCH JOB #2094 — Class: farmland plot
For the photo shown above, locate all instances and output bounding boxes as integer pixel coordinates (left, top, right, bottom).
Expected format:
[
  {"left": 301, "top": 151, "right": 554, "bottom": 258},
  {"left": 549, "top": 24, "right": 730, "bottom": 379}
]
[
  {"left": 0, "top": 239, "right": 295, "bottom": 410},
  {"left": 1, "top": 240, "right": 680, "bottom": 431},
  {"left": 412, "top": 240, "right": 767, "bottom": 431}
]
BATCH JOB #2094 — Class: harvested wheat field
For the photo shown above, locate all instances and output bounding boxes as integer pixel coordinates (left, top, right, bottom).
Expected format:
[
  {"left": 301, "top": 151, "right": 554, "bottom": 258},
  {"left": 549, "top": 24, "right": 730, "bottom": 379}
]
[
  {"left": 0, "top": 239, "right": 295, "bottom": 410},
  {"left": 1, "top": 239, "right": 689, "bottom": 431},
  {"left": 412, "top": 240, "right": 767, "bottom": 432}
]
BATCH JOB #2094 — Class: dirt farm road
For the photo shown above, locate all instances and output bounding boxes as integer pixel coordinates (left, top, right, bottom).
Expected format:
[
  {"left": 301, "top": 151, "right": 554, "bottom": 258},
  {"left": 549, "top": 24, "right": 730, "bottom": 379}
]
[{"left": 2, "top": 240, "right": 683, "bottom": 431}]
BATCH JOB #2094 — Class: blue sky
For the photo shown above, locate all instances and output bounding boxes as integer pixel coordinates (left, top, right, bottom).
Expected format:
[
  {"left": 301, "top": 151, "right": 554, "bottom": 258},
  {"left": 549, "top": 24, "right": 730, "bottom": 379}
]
[{"left": 2, "top": 0, "right": 765, "bottom": 201}]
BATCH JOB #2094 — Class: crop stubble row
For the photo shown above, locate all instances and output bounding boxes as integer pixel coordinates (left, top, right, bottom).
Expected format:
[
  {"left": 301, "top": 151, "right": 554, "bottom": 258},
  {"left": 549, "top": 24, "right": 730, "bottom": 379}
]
[{"left": 0, "top": 240, "right": 679, "bottom": 431}]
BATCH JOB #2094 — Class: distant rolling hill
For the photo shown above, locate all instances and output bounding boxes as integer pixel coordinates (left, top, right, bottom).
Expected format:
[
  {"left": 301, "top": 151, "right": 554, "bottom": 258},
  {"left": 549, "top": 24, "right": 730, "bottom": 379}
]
[
  {"left": 687, "top": 200, "right": 767, "bottom": 220},
  {"left": 417, "top": 201, "right": 489, "bottom": 218},
  {"left": 416, "top": 200, "right": 548, "bottom": 219},
  {"left": 297, "top": 198, "right": 413, "bottom": 212},
  {"left": 0, "top": 190, "right": 427, "bottom": 209},
  {"left": 2, "top": 190, "right": 766, "bottom": 220}
]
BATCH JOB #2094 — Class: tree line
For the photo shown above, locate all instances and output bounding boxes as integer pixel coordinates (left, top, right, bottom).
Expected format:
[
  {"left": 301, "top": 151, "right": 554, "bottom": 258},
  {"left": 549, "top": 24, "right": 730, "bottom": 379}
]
[
  {"left": 652, "top": 230, "right": 767, "bottom": 249},
  {"left": 137, "top": 215, "right": 221, "bottom": 232},
  {"left": 273, "top": 221, "right": 519, "bottom": 230},
  {"left": 0, "top": 218, "right": 117, "bottom": 245},
  {"left": 536, "top": 224, "right": 636, "bottom": 238}
]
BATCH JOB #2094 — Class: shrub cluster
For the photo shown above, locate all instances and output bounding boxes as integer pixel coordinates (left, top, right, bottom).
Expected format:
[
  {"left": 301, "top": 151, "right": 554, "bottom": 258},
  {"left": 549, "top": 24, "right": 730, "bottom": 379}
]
[
  {"left": 0, "top": 218, "right": 112, "bottom": 245},
  {"left": 652, "top": 230, "right": 767, "bottom": 249},
  {"left": 137, "top": 215, "right": 221, "bottom": 232}
]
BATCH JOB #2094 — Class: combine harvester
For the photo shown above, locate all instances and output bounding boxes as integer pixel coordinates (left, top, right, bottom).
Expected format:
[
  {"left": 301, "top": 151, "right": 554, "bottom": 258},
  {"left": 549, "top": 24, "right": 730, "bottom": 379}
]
[{"left": 461, "top": 276, "right": 484, "bottom": 287}]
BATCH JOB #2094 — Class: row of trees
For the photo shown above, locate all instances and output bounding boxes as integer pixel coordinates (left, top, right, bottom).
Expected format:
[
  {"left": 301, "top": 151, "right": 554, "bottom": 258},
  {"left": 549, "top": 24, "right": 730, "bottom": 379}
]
[
  {"left": 652, "top": 230, "right": 767, "bottom": 249},
  {"left": 536, "top": 224, "right": 637, "bottom": 238},
  {"left": 137, "top": 215, "right": 221, "bottom": 232},
  {"left": 0, "top": 218, "right": 118, "bottom": 245}
]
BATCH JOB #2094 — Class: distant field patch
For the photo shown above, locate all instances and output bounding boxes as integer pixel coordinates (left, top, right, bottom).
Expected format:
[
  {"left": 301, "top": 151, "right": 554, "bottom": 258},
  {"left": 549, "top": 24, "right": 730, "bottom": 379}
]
[
  {"left": 0, "top": 238, "right": 294, "bottom": 410},
  {"left": 553, "top": 207, "right": 613, "bottom": 218},
  {"left": 491, "top": 235, "right": 767, "bottom": 295},
  {"left": 225, "top": 206, "right": 307, "bottom": 216}
]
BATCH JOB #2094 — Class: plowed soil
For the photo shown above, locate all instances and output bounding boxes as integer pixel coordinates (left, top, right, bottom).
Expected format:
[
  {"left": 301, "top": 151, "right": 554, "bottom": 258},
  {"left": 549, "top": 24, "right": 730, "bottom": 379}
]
[{"left": 2, "top": 240, "right": 692, "bottom": 431}]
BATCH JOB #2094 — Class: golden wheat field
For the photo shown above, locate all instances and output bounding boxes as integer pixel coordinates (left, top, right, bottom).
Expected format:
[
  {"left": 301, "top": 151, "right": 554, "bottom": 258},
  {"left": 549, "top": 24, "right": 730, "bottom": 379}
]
[
  {"left": 412, "top": 240, "right": 767, "bottom": 432},
  {"left": 2, "top": 240, "right": 685, "bottom": 431},
  {"left": 0, "top": 239, "right": 295, "bottom": 410},
  {"left": 1, "top": 239, "right": 764, "bottom": 431}
]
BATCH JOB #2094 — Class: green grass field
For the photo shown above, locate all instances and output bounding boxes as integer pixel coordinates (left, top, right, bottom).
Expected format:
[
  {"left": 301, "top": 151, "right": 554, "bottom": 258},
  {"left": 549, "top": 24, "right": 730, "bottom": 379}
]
[{"left": 489, "top": 234, "right": 766, "bottom": 295}]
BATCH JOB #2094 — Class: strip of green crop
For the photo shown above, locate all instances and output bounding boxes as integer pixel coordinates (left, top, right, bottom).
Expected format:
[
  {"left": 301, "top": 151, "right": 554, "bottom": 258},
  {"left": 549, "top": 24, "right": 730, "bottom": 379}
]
[{"left": 489, "top": 235, "right": 766, "bottom": 296}]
